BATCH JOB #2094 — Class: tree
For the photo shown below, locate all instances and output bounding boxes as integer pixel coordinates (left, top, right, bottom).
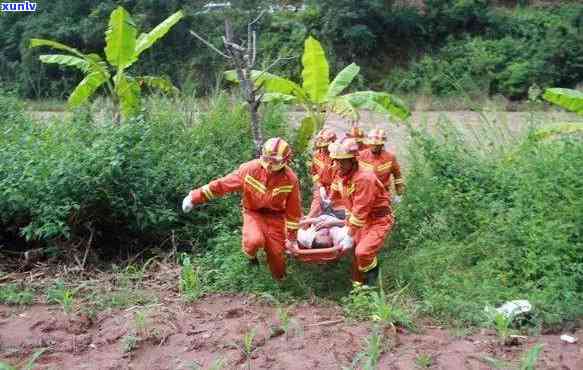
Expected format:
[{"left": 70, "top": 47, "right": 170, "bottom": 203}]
[
  {"left": 225, "top": 36, "right": 410, "bottom": 152},
  {"left": 190, "top": 11, "right": 294, "bottom": 157},
  {"left": 30, "top": 6, "right": 184, "bottom": 122}
]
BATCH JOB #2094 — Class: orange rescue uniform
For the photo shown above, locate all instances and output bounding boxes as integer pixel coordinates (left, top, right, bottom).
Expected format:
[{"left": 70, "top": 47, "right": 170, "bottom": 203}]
[
  {"left": 189, "top": 159, "right": 302, "bottom": 280},
  {"left": 330, "top": 168, "right": 394, "bottom": 283},
  {"left": 308, "top": 150, "right": 341, "bottom": 217},
  {"left": 358, "top": 148, "right": 405, "bottom": 195}
]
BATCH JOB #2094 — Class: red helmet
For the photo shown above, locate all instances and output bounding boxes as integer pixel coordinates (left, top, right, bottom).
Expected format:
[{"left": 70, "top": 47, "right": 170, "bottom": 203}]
[
  {"left": 346, "top": 125, "right": 365, "bottom": 143},
  {"left": 315, "top": 128, "right": 337, "bottom": 148},
  {"left": 329, "top": 138, "right": 360, "bottom": 159},
  {"left": 366, "top": 128, "right": 386, "bottom": 145}
]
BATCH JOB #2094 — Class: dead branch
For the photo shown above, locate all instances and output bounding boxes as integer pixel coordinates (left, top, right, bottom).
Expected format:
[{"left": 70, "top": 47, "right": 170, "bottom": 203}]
[
  {"left": 306, "top": 319, "right": 344, "bottom": 327},
  {"left": 189, "top": 30, "right": 231, "bottom": 59}
]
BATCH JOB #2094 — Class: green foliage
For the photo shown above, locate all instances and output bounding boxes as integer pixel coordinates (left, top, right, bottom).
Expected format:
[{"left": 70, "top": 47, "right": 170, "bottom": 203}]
[
  {"left": 543, "top": 88, "right": 583, "bottom": 115},
  {"left": 386, "top": 118, "right": 583, "bottom": 327},
  {"left": 30, "top": 6, "right": 183, "bottom": 119},
  {"left": 341, "top": 283, "right": 415, "bottom": 330},
  {"left": 46, "top": 280, "right": 75, "bottom": 313},
  {"left": 179, "top": 253, "right": 202, "bottom": 301},
  {"left": 344, "top": 326, "right": 385, "bottom": 370},
  {"left": 3, "top": 1, "right": 583, "bottom": 101},
  {"left": 225, "top": 35, "right": 410, "bottom": 145},
  {"left": 390, "top": 5, "right": 583, "bottom": 99},
  {"left": 415, "top": 353, "right": 433, "bottom": 368},
  {"left": 0, "top": 284, "right": 34, "bottom": 305},
  {"left": 0, "top": 92, "right": 256, "bottom": 250}
]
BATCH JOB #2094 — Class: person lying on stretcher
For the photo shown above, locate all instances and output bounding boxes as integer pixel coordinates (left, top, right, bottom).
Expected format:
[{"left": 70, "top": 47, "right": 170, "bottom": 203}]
[
  {"left": 297, "top": 214, "right": 346, "bottom": 249},
  {"left": 297, "top": 187, "right": 352, "bottom": 251}
]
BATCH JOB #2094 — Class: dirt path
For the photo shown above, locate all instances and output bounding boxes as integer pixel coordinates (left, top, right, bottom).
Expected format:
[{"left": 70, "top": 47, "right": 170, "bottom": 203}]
[{"left": 1, "top": 293, "right": 581, "bottom": 369}]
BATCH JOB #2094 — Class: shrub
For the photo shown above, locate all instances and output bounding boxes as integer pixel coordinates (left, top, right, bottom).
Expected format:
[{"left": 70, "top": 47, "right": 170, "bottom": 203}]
[
  {"left": 0, "top": 92, "right": 288, "bottom": 256},
  {"left": 385, "top": 118, "right": 583, "bottom": 326}
]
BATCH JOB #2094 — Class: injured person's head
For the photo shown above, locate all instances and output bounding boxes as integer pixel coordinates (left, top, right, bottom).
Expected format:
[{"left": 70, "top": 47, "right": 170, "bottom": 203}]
[{"left": 312, "top": 229, "right": 333, "bottom": 249}]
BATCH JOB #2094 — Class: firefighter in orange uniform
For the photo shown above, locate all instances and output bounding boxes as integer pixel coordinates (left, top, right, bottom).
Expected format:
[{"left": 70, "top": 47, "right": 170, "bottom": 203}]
[
  {"left": 307, "top": 128, "right": 339, "bottom": 218},
  {"left": 328, "top": 138, "right": 394, "bottom": 286},
  {"left": 358, "top": 129, "right": 405, "bottom": 202},
  {"left": 182, "top": 138, "right": 302, "bottom": 280},
  {"left": 345, "top": 124, "right": 366, "bottom": 151}
]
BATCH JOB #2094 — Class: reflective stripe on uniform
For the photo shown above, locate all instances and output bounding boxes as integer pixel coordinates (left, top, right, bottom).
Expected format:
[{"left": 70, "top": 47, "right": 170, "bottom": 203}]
[
  {"left": 359, "top": 161, "right": 375, "bottom": 171},
  {"left": 377, "top": 162, "right": 392, "bottom": 173},
  {"left": 359, "top": 256, "right": 378, "bottom": 272},
  {"left": 285, "top": 219, "right": 299, "bottom": 230},
  {"left": 201, "top": 184, "right": 215, "bottom": 201},
  {"left": 346, "top": 183, "right": 356, "bottom": 196},
  {"left": 348, "top": 214, "right": 365, "bottom": 227},
  {"left": 244, "top": 175, "right": 267, "bottom": 194},
  {"left": 273, "top": 185, "right": 293, "bottom": 196}
]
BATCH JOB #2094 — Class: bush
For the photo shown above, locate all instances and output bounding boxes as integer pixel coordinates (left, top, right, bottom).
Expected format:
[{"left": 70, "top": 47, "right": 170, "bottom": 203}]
[
  {"left": 0, "top": 92, "right": 290, "bottom": 256},
  {"left": 384, "top": 118, "right": 583, "bottom": 327},
  {"left": 390, "top": 5, "right": 583, "bottom": 99}
]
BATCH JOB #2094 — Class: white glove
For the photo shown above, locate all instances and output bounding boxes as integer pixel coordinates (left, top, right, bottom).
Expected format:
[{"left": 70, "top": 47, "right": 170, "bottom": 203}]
[
  {"left": 339, "top": 234, "right": 353, "bottom": 251},
  {"left": 182, "top": 195, "right": 193, "bottom": 213},
  {"left": 392, "top": 195, "right": 402, "bottom": 205}
]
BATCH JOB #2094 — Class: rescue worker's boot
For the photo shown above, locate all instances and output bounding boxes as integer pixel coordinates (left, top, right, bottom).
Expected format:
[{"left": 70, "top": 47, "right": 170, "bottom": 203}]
[
  {"left": 248, "top": 257, "right": 259, "bottom": 267},
  {"left": 364, "top": 266, "right": 379, "bottom": 287}
]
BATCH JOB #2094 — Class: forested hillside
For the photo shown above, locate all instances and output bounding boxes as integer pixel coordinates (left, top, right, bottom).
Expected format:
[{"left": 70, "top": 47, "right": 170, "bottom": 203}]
[{"left": 1, "top": 0, "right": 582, "bottom": 100}]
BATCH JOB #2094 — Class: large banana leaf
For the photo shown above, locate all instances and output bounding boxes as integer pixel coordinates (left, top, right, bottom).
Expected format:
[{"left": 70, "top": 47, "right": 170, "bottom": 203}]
[
  {"left": 327, "top": 63, "right": 360, "bottom": 99},
  {"left": 294, "top": 116, "right": 317, "bottom": 154},
  {"left": 224, "top": 70, "right": 304, "bottom": 98},
  {"left": 30, "top": 39, "right": 87, "bottom": 59},
  {"left": 135, "top": 10, "right": 184, "bottom": 58},
  {"left": 543, "top": 88, "right": 583, "bottom": 116},
  {"left": 532, "top": 122, "right": 583, "bottom": 141},
  {"left": 301, "top": 36, "right": 329, "bottom": 104},
  {"left": 39, "top": 54, "right": 91, "bottom": 73},
  {"left": 343, "top": 91, "right": 411, "bottom": 121},
  {"left": 138, "top": 76, "right": 179, "bottom": 95},
  {"left": 105, "top": 6, "right": 137, "bottom": 70},
  {"left": 68, "top": 71, "right": 108, "bottom": 108},
  {"left": 261, "top": 92, "right": 297, "bottom": 103},
  {"left": 328, "top": 96, "right": 359, "bottom": 120},
  {"left": 115, "top": 73, "right": 141, "bottom": 118}
]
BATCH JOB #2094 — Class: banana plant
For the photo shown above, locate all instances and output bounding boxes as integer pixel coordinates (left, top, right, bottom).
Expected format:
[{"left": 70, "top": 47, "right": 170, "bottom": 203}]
[
  {"left": 224, "top": 36, "right": 410, "bottom": 152},
  {"left": 30, "top": 6, "right": 183, "bottom": 122},
  {"left": 536, "top": 88, "right": 583, "bottom": 140},
  {"left": 543, "top": 88, "right": 583, "bottom": 116}
]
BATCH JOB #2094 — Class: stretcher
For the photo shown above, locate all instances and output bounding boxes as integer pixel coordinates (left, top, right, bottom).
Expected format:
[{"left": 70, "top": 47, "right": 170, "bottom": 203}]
[{"left": 290, "top": 245, "right": 346, "bottom": 264}]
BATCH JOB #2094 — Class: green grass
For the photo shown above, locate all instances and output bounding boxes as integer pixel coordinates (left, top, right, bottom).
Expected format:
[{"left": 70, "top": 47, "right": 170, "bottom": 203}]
[
  {"left": 0, "top": 284, "right": 34, "bottom": 306},
  {"left": 385, "top": 111, "right": 583, "bottom": 327}
]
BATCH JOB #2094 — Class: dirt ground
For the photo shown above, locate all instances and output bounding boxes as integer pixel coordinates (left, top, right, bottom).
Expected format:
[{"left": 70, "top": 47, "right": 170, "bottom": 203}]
[{"left": 1, "top": 293, "right": 582, "bottom": 370}]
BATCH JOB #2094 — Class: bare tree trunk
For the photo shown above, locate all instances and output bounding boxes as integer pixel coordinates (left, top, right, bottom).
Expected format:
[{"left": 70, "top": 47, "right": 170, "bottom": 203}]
[
  {"left": 223, "top": 18, "right": 264, "bottom": 158},
  {"left": 191, "top": 11, "right": 288, "bottom": 158}
]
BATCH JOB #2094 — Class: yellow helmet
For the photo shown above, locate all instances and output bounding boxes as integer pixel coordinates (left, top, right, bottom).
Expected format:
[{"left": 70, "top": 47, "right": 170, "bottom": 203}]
[
  {"left": 260, "top": 137, "right": 292, "bottom": 171},
  {"left": 346, "top": 125, "right": 365, "bottom": 143},
  {"left": 366, "top": 128, "right": 386, "bottom": 146},
  {"left": 329, "top": 138, "right": 360, "bottom": 159},
  {"left": 315, "top": 128, "right": 337, "bottom": 148}
]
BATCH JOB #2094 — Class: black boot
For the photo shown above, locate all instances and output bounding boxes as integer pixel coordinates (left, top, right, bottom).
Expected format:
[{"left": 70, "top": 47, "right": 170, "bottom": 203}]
[
  {"left": 365, "top": 266, "right": 379, "bottom": 287},
  {"left": 248, "top": 257, "right": 259, "bottom": 267}
]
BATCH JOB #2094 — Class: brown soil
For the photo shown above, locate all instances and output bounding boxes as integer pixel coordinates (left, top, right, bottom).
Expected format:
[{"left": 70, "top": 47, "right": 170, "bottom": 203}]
[{"left": 1, "top": 293, "right": 581, "bottom": 370}]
